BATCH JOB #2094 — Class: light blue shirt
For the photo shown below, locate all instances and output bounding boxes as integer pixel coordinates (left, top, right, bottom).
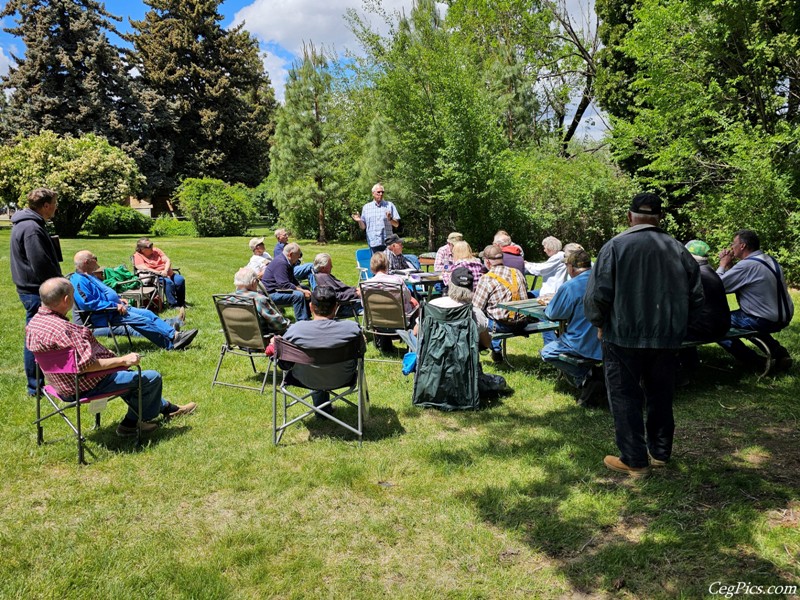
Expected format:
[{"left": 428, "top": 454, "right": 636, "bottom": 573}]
[
  {"left": 545, "top": 270, "right": 602, "bottom": 360},
  {"left": 361, "top": 200, "right": 400, "bottom": 247}
]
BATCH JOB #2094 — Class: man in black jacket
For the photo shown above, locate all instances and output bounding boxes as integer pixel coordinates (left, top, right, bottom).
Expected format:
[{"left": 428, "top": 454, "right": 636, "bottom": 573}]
[
  {"left": 10, "top": 188, "right": 63, "bottom": 395},
  {"left": 584, "top": 193, "right": 704, "bottom": 477}
]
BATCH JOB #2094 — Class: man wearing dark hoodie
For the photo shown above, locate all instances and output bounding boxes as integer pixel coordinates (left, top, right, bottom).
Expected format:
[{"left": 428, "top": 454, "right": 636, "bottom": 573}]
[{"left": 10, "top": 188, "right": 63, "bottom": 395}]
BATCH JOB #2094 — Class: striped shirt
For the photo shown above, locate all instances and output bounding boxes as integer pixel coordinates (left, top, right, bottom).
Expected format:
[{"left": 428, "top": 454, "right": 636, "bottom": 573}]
[{"left": 25, "top": 306, "right": 115, "bottom": 397}]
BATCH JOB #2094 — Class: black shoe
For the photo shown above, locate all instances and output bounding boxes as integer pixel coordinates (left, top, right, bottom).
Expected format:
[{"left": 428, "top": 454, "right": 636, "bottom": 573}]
[
  {"left": 171, "top": 328, "right": 198, "bottom": 350},
  {"left": 578, "top": 380, "right": 605, "bottom": 407},
  {"left": 491, "top": 350, "right": 504, "bottom": 364},
  {"left": 776, "top": 356, "right": 793, "bottom": 372}
]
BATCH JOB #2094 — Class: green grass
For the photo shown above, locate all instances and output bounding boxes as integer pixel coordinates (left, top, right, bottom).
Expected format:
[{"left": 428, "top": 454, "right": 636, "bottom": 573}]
[{"left": 1, "top": 230, "right": 799, "bottom": 599}]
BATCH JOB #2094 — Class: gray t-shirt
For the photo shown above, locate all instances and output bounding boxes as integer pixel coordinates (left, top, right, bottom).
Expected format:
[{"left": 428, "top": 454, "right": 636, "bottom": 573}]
[{"left": 283, "top": 319, "right": 364, "bottom": 389}]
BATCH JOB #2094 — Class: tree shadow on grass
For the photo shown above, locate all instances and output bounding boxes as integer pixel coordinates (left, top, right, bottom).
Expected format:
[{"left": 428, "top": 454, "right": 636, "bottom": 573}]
[{"left": 433, "top": 389, "right": 800, "bottom": 596}]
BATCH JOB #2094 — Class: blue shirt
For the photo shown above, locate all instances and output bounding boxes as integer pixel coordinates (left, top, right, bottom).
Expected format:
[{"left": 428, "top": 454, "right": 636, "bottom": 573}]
[
  {"left": 361, "top": 200, "right": 400, "bottom": 248},
  {"left": 69, "top": 272, "right": 122, "bottom": 327},
  {"left": 545, "top": 270, "right": 602, "bottom": 360}
]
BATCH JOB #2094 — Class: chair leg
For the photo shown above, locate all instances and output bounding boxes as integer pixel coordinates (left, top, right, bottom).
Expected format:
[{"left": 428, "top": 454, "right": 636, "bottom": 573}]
[
  {"left": 211, "top": 345, "right": 227, "bottom": 388},
  {"left": 75, "top": 397, "right": 85, "bottom": 466}
]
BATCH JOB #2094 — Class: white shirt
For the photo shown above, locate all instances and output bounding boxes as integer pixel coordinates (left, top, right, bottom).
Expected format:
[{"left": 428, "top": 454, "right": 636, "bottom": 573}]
[{"left": 524, "top": 251, "right": 568, "bottom": 296}]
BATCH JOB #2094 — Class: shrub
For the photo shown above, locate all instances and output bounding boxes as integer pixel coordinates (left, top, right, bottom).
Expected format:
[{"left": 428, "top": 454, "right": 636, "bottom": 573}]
[
  {"left": 151, "top": 216, "right": 197, "bottom": 237},
  {"left": 83, "top": 204, "right": 152, "bottom": 237},
  {"left": 175, "top": 178, "right": 255, "bottom": 237}
]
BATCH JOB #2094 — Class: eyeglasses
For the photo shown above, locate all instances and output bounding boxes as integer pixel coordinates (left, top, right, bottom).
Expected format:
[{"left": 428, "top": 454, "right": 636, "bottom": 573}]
[{"left": 375, "top": 191, "right": 384, "bottom": 194}]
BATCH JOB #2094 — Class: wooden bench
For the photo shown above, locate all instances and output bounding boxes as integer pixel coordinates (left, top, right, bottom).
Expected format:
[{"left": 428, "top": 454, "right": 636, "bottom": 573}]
[
  {"left": 558, "top": 327, "right": 773, "bottom": 377},
  {"left": 492, "top": 319, "right": 560, "bottom": 365}
]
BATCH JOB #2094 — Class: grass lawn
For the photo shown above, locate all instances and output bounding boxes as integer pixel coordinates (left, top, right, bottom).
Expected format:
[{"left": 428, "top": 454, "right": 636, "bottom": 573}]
[{"left": 1, "top": 229, "right": 799, "bottom": 599}]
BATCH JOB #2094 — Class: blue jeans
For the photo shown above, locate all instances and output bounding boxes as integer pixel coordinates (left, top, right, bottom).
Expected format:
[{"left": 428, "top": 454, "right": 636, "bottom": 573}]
[
  {"left": 370, "top": 245, "right": 386, "bottom": 254},
  {"left": 161, "top": 273, "right": 186, "bottom": 307},
  {"left": 603, "top": 342, "right": 677, "bottom": 468},
  {"left": 719, "top": 309, "right": 790, "bottom": 364},
  {"left": 270, "top": 291, "right": 310, "bottom": 321},
  {"left": 19, "top": 293, "right": 44, "bottom": 395},
  {"left": 104, "top": 307, "right": 176, "bottom": 349},
  {"left": 91, "top": 369, "right": 168, "bottom": 422},
  {"left": 540, "top": 340, "right": 591, "bottom": 388}
]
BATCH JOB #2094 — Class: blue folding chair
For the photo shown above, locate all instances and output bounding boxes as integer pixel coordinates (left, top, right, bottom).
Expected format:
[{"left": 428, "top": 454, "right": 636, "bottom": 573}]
[{"left": 356, "top": 248, "right": 373, "bottom": 281}]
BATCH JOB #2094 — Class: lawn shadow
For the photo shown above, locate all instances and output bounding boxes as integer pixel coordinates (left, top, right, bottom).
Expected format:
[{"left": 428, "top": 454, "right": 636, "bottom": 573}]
[
  {"left": 439, "top": 398, "right": 800, "bottom": 596},
  {"left": 298, "top": 404, "right": 405, "bottom": 444}
]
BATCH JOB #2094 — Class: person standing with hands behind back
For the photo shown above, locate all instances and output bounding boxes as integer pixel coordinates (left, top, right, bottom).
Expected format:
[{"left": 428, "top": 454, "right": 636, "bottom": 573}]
[{"left": 352, "top": 183, "right": 400, "bottom": 254}]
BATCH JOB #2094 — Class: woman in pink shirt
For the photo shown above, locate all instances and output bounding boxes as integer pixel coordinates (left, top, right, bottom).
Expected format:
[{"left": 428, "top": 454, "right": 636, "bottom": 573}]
[{"left": 133, "top": 238, "right": 186, "bottom": 314}]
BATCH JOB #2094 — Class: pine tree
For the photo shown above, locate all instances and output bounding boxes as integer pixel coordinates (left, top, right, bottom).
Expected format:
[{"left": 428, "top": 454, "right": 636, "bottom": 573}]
[
  {"left": 0, "top": 0, "right": 137, "bottom": 149},
  {"left": 127, "top": 0, "right": 275, "bottom": 194},
  {"left": 269, "top": 44, "right": 337, "bottom": 243}
]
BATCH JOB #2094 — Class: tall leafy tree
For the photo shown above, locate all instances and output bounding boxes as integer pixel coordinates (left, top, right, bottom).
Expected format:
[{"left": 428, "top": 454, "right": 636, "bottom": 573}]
[
  {"left": 127, "top": 0, "right": 275, "bottom": 194},
  {"left": 0, "top": 0, "right": 137, "bottom": 149},
  {"left": 268, "top": 44, "right": 338, "bottom": 243}
]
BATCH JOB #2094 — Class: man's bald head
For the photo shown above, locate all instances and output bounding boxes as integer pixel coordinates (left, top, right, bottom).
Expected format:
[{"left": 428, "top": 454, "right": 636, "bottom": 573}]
[
  {"left": 73, "top": 250, "right": 96, "bottom": 273},
  {"left": 39, "top": 277, "right": 73, "bottom": 311}
]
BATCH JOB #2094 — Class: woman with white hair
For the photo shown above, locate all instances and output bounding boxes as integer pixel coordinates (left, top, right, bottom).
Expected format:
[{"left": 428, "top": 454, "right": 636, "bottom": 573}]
[{"left": 524, "top": 236, "right": 567, "bottom": 298}]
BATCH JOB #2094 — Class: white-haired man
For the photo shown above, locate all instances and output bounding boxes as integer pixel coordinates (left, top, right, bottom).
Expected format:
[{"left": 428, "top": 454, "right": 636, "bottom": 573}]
[
  {"left": 352, "top": 183, "right": 400, "bottom": 253},
  {"left": 261, "top": 242, "right": 312, "bottom": 321}
]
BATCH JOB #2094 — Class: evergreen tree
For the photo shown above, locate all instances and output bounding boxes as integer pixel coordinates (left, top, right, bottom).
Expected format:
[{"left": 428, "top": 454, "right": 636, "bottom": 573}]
[
  {"left": 269, "top": 44, "right": 338, "bottom": 243},
  {"left": 0, "top": 0, "right": 138, "bottom": 149},
  {"left": 128, "top": 0, "right": 275, "bottom": 194}
]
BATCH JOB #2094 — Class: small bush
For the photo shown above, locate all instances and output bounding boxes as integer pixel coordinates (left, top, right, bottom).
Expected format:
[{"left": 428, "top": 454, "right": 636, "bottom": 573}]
[
  {"left": 151, "top": 216, "right": 197, "bottom": 237},
  {"left": 176, "top": 178, "right": 255, "bottom": 237},
  {"left": 84, "top": 204, "right": 152, "bottom": 237}
]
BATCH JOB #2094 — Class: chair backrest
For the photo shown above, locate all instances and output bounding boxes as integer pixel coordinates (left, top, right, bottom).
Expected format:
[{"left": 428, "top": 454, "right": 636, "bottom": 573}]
[
  {"left": 274, "top": 335, "right": 364, "bottom": 390},
  {"left": 359, "top": 281, "right": 410, "bottom": 332},
  {"left": 213, "top": 294, "right": 268, "bottom": 351},
  {"left": 355, "top": 248, "right": 373, "bottom": 281},
  {"left": 412, "top": 302, "right": 480, "bottom": 410},
  {"left": 33, "top": 347, "right": 80, "bottom": 375}
]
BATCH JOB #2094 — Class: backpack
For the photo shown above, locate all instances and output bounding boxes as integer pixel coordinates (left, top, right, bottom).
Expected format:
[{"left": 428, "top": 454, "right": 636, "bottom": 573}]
[{"left": 102, "top": 265, "right": 140, "bottom": 292}]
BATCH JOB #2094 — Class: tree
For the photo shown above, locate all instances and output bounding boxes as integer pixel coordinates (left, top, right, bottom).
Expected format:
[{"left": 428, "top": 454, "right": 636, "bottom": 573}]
[
  {"left": 600, "top": 0, "right": 800, "bottom": 272},
  {"left": 268, "top": 44, "right": 339, "bottom": 243},
  {"left": 0, "top": 131, "right": 144, "bottom": 236},
  {"left": 0, "top": 0, "right": 138, "bottom": 150},
  {"left": 127, "top": 0, "right": 275, "bottom": 194}
]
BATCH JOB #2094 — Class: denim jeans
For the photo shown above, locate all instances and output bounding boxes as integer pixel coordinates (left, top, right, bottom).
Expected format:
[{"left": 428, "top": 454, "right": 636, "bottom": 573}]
[
  {"left": 106, "top": 307, "right": 176, "bottom": 348},
  {"left": 161, "top": 273, "right": 186, "bottom": 307},
  {"left": 540, "top": 340, "right": 591, "bottom": 388},
  {"left": 370, "top": 245, "right": 386, "bottom": 254},
  {"left": 487, "top": 318, "right": 528, "bottom": 353},
  {"left": 293, "top": 263, "right": 314, "bottom": 282},
  {"left": 603, "top": 342, "right": 677, "bottom": 467},
  {"left": 90, "top": 369, "right": 168, "bottom": 422},
  {"left": 19, "top": 292, "right": 44, "bottom": 395},
  {"left": 270, "top": 291, "right": 310, "bottom": 321},
  {"left": 719, "top": 309, "right": 790, "bottom": 364}
]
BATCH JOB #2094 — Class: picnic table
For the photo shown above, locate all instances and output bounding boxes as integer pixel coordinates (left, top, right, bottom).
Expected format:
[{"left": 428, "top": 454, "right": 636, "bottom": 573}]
[
  {"left": 402, "top": 271, "right": 443, "bottom": 304},
  {"left": 491, "top": 299, "right": 561, "bottom": 364}
]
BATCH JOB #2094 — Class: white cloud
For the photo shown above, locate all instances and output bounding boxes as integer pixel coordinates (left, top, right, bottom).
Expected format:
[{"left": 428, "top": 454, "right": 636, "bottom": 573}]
[
  {"left": 232, "top": 0, "right": 413, "bottom": 57},
  {"left": 261, "top": 50, "right": 289, "bottom": 103},
  {"left": 0, "top": 46, "right": 12, "bottom": 76}
]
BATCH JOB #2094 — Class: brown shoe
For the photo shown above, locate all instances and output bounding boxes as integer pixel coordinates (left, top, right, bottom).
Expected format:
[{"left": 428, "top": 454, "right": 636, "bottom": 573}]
[
  {"left": 648, "top": 452, "right": 668, "bottom": 467},
  {"left": 116, "top": 420, "right": 159, "bottom": 437},
  {"left": 166, "top": 402, "right": 197, "bottom": 420},
  {"left": 604, "top": 455, "right": 650, "bottom": 478}
]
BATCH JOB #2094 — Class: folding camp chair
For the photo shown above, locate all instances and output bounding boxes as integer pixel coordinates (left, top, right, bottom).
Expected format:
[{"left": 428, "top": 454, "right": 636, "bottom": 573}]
[
  {"left": 126, "top": 256, "right": 163, "bottom": 311},
  {"left": 355, "top": 248, "right": 373, "bottom": 281},
  {"left": 33, "top": 348, "right": 143, "bottom": 465},
  {"left": 211, "top": 294, "right": 275, "bottom": 393},
  {"left": 360, "top": 280, "right": 418, "bottom": 359},
  {"left": 74, "top": 307, "right": 133, "bottom": 353},
  {"left": 412, "top": 302, "right": 480, "bottom": 411},
  {"left": 272, "top": 335, "right": 368, "bottom": 445}
]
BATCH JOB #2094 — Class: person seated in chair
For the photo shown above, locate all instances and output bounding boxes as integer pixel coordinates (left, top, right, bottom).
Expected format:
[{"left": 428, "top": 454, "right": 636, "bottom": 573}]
[
  {"left": 525, "top": 236, "right": 568, "bottom": 298},
  {"left": 70, "top": 251, "right": 198, "bottom": 351},
  {"left": 538, "top": 249, "right": 604, "bottom": 406},
  {"left": 434, "top": 232, "right": 463, "bottom": 277},
  {"left": 367, "top": 252, "right": 419, "bottom": 352},
  {"left": 133, "top": 238, "right": 186, "bottom": 317},
  {"left": 246, "top": 237, "right": 272, "bottom": 278},
  {"left": 273, "top": 228, "right": 314, "bottom": 281},
  {"left": 429, "top": 266, "right": 492, "bottom": 349},
  {"left": 383, "top": 234, "right": 416, "bottom": 272},
  {"left": 261, "top": 242, "right": 312, "bottom": 321},
  {"left": 26, "top": 278, "right": 197, "bottom": 437},
  {"left": 493, "top": 231, "right": 525, "bottom": 275},
  {"left": 282, "top": 287, "right": 366, "bottom": 416},
  {"left": 312, "top": 253, "right": 362, "bottom": 317},
  {"left": 473, "top": 245, "right": 531, "bottom": 363},
  {"left": 233, "top": 267, "right": 289, "bottom": 336}
]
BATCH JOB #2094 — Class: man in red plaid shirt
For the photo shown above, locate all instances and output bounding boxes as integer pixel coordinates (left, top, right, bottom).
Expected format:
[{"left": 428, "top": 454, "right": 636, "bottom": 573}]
[{"left": 26, "top": 278, "right": 196, "bottom": 437}]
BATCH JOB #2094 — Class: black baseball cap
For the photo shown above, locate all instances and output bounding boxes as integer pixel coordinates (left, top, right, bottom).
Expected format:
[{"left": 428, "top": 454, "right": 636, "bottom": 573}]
[
  {"left": 629, "top": 192, "right": 662, "bottom": 215},
  {"left": 450, "top": 266, "right": 474, "bottom": 290}
]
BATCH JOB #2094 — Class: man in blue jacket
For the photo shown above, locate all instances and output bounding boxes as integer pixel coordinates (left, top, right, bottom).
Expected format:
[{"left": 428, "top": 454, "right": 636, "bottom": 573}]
[
  {"left": 261, "top": 242, "right": 311, "bottom": 321},
  {"left": 70, "top": 251, "right": 198, "bottom": 351},
  {"left": 10, "top": 188, "right": 63, "bottom": 395},
  {"left": 540, "top": 249, "right": 603, "bottom": 407}
]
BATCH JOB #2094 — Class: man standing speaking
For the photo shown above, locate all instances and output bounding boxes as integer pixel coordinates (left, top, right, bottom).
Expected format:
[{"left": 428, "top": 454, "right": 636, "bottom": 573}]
[
  {"left": 352, "top": 183, "right": 400, "bottom": 254},
  {"left": 584, "top": 193, "right": 703, "bottom": 477}
]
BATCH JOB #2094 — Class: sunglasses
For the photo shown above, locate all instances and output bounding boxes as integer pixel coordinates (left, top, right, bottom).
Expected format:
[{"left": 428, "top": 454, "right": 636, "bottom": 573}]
[{"left": 375, "top": 191, "right": 384, "bottom": 194}]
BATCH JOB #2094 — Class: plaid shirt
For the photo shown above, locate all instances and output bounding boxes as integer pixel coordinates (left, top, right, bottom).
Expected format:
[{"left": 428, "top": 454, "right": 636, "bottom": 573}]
[
  {"left": 361, "top": 200, "right": 400, "bottom": 247},
  {"left": 25, "top": 306, "right": 115, "bottom": 397},
  {"left": 233, "top": 289, "right": 290, "bottom": 334},
  {"left": 434, "top": 244, "right": 453, "bottom": 273},
  {"left": 384, "top": 249, "right": 414, "bottom": 272},
  {"left": 472, "top": 265, "right": 528, "bottom": 323}
]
